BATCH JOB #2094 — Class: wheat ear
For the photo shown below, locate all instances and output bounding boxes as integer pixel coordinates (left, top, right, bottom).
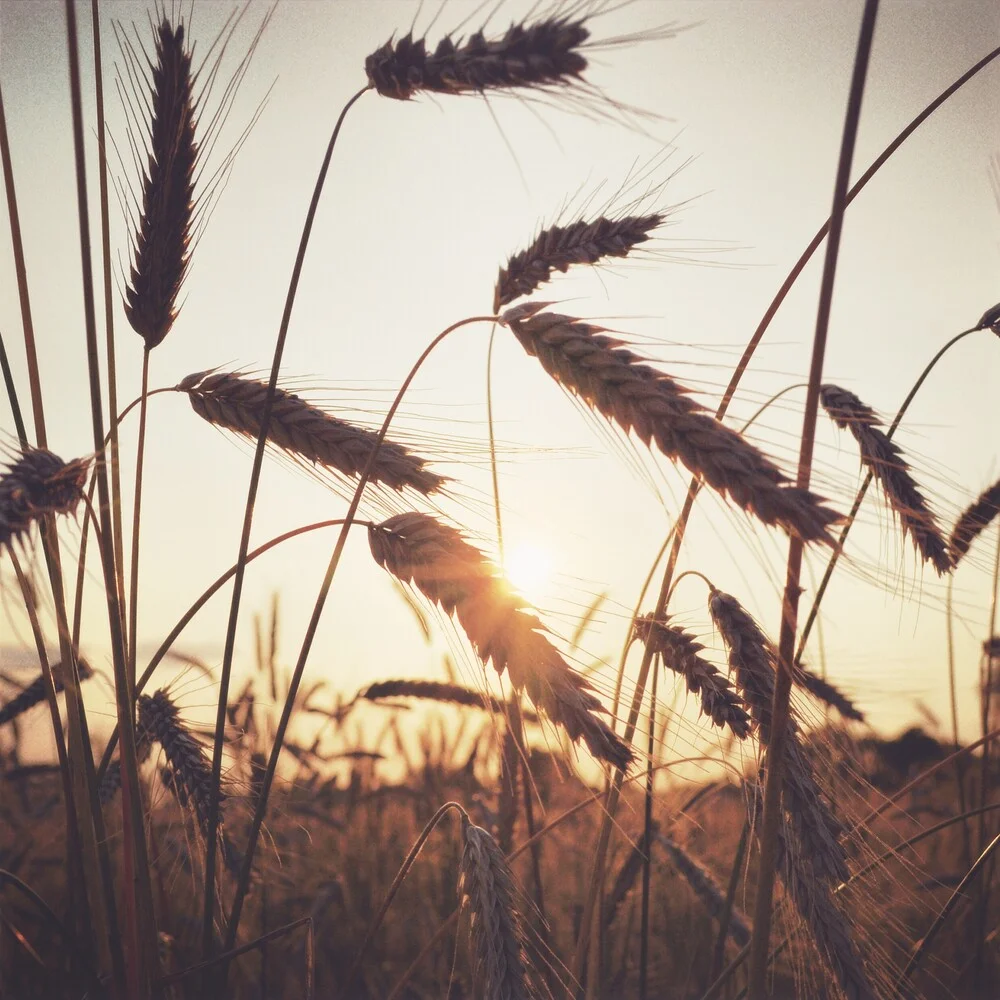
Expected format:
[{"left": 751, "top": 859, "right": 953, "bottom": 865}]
[
  {"left": 459, "top": 817, "right": 536, "bottom": 1000},
  {"left": 792, "top": 663, "right": 865, "bottom": 723},
  {"left": 0, "top": 448, "right": 89, "bottom": 548},
  {"left": 632, "top": 614, "right": 751, "bottom": 738},
  {"left": 949, "top": 476, "right": 1000, "bottom": 566},
  {"left": 369, "top": 512, "right": 632, "bottom": 770},
  {"left": 502, "top": 305, "right": 842, "bottom": 543},
  {"left": 820, "top": 384, "right": 950, "bottom": 573},
  {"left": 0, "top": 657, "right": 94, "bottom": 727},
  {"left": 708, "top": 590, "right": 848, "bottom": 883},
  {"left": 124, "top": 19, "right": 197, "bottom": 348},
  {"left": 366, "top": 14, "right": 588, "bottom": 101},
  {"left": 180, "top": 371, "right": 445, "bottom": 495},
  {"left": 361, "top": 678, "right": 538, "bottom": 722}
]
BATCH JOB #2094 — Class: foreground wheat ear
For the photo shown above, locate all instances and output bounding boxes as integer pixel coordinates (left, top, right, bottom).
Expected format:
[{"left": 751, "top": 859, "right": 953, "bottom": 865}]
[
  {"left": 819, "top": 384, "right": 951, "bottom": 574},
  {"left": 124, "top": 17, "right": 197, "bottom": 349},
  {"left": 501, "top": 304, "right": 843, "bottom": 542},
  {"left": 179, "top": 371, "right": 445, "bottom": 495},
  {"left": 368, "top": 512, "right": 632, "bottom": 770},
  {"left": 949, "top": 475, "right": 1000, "bottom": 566},
  {"left": 0, "top": 448, "right": 90, "bottom": 548}
]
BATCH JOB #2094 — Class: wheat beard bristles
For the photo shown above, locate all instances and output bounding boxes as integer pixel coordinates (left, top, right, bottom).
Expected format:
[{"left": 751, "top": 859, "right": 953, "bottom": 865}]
[
  {"left": 494, "top": 213, "right": 665, "bottom": 312},
  {"left": 180, "top": 371, "right": 445, "bottom": 495},
  {"left": 366, "top": 15, "right": 589, "bottom": 101},
  {"left": 949, "top": 476, "right": 1000, "bottom": 566},
  {"left": 792, "top": 662, "right": 865, "bottom": 723},
  {"left": 125, "top": 19, "right": 197, "bottom": 349},
  {"left": 819, "top": 384, "right": 951, "bottom": 574},
  {"left": 708, "top": 590, "right": 849, "bottom": 883},
  {"left": 632, "top": 614, "right": 751, "bottom": 738},
  {"left": 0, "top": 448, "right": 90, "bottom": 549},
  {"left": 368, "top": 512, "right": 633, "bottom": 770},
  {"left": 502, "top": 304, "right": 842, "bottom": 543},
  {"left": 459, "top": 818, "right": 535, "bottom": 1000}
]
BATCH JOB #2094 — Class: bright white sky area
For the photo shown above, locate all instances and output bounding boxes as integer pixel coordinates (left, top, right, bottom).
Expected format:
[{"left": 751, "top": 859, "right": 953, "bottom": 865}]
[{"left": 1, "top": 1, "right": 998, "bottom": 763}]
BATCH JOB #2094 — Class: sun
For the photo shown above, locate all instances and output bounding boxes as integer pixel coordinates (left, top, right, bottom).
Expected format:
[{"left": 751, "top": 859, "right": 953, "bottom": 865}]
[{"left": 504, "top": 542, "right": 553, "bottom": 600}]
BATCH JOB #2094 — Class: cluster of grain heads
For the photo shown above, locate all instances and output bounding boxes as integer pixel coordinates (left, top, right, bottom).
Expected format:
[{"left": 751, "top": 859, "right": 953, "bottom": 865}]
[
  {"left": 459, "top": 816, "right": 537, "bottom": 1000},
  {"left": 819, "top": 384, "right": 951, "bottom": 574},
  {"left": 707, "top": 589, "right": 849, "bottom": 883},
  {"left": 368, "top": 512, "right": 632, "bottom": 770},
  {"left": 0, "top": 448, "right": 90, "bottom": 549},
  {"left": 949, "top": 476, "right": 1000, "bottom": 566},
  {"left": 365, "top": 13, "right": 589, "bottom": 101},
  {"left": 494, "top": 212, "right": 666, "bottom": 312},
  {"left": 179, "top": 371, "right": 445, "bottom": 495},
  {"left": 501, "top": 304, "right": 843, "bottom": 542},
  {"left": 0, "top": 657, "right": 94, "bottom": 727},
  {"left": 124, "top": 18, "right": 197, "bottom": 349},
  {"left": 632, "top": 614, "right": 751, "bottom": 738}
]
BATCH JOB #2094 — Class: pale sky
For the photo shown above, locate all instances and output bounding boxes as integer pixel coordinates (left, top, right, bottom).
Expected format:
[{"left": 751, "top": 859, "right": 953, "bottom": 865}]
[{"left": 1, "top": 1, "right": 999, "bottom": 759}]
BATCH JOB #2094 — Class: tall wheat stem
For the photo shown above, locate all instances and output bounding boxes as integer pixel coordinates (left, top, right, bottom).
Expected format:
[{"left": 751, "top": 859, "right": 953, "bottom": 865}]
[
  {"left": 127, "top": 348, "right": 151, "bottom": 692},
  {"left": 200, "top": 84, "right": 370, "bottom": 961},
  {"left": 946, "top": 575, "right": 973, "bottom": 867},
  {"left": 0, "top": 328, "right": 28, "bottom": 445}
]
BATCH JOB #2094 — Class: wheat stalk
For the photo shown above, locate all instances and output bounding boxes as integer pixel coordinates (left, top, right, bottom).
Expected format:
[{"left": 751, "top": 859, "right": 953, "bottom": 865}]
[
  {"left": 124, "top": 18, "right": 197, "bottom": 349},
  {"left": 0, "top": 448, "right": 89, "bottom": 549},
  {"left": 949, "top": 476, "right": 1000, "bottom": 566},
  {"left": 368, "top": 512, "right": 632, "bottom": 770},
  {"left": 502, "top": 304, "right": 842, "bottom": 543},
  {"left": 632, "top": 614, "right": 751, "bottom": 738},
  {"left": 180, "top": 371, "right": 445, "bottom": 495},
  {"left": 459, "top": 817, "right": 536, "bottom": 1000},
  {"left": 708, "top": 590, "right": 849, "bottom": 883},
  {"left": 819, "top": 384, "right": 950, "bottom": 574}
]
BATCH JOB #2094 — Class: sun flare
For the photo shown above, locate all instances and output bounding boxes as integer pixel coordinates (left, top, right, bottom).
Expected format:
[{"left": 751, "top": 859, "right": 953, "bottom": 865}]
[{"left": 504, "top": 541, "right": 553, "bottom": 600}]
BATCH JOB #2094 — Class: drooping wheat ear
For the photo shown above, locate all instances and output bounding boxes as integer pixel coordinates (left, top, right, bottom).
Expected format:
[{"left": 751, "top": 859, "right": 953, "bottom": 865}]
[
  {"left": 949, "top": 476, "right": 1000, "bottom": 566},
  {"left": 366, "top": 14, "right": 588, "bottom": 101},
  {"left": 0, "top": 657, "right": 94, "bottom": 727},
  {"left": 792, "top": 662, "right": 865, "bottom": 723},
  {"left": 502, "top": 304, "right": 842, "bottom": 543},
  {"left": 819, "top": 384, "right": 951, "bottom": 574},
  {"left": 368, "top": 512, "right": 632, "bottom": 770},
  {"left": 633, "top": 614, "right": 751, "bottom": 738},
  {"left": 494, "top": 213, "right": 665, "bottom": 312},
  {"left": 361, "top": 679, "right": 538, "bottom": 722},
  {"left": 180, "top": 371, "right": 445, "bottom": 495},
  {"left": 708, "top": 590, "right": 848, "bottom": 883},
  {"left": 459, "top": 817, "right": 536, "bottom": 1000},
  {"left": 0, "top": 448, "right": 90, "bottom": 549},
  {"left": 124, "top": 19, "right": 197, "bottom": 349},
  {"left": 656, "top": 833, "right": 752, "bottom": 948},
  {"left": 138, "top": 689, "right": 223, "bottom": 841}
]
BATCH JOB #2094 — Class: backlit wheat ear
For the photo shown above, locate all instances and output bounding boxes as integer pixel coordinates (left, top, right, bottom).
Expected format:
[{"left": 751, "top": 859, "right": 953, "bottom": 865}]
[
  {"left": 459, "top": 818, "right": 536, "bottom": 1000},
  {"left": 820, "top": 384, "right": 951, "bottom": 574},
  {"left": 180, "top": 371, "right": 445, "bottom": 495},
  {"left": 494, "top": 213, "right": 666, "bottom": 312},
  {"left": 366, "top": 14, "right": 589, "bottom": 101},
  {"left": 368, "top": 512, "right": 632, "bottom": 770},
  {"left": 949, "top": 476, "right": 1000, "bottom": 566},
  {"left": 792, "top": 662, "right": 865, "bottom": 723},
  {"left": 362, "top": 679, "right": 538, "bottom": 722},
  {"left": 708, "top": 590, "right": 848, "bottom": 883},
  {"left": 632, "top": 614, "right": 750, "bottom": 738},
  {"left": 0, "top": 448, "right": 90, "bottom": 549},
  {"left": 124, "top": 18, "right": 197, "bottom": 349},
  {"left": 502, "top": 305, "right": 842, "bottom": 543},
  {"left": 0, "top": 657, "right": 94, "bottom": 727}
]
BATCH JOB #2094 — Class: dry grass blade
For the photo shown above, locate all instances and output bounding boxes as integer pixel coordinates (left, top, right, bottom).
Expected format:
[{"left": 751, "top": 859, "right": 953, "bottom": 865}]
[
  {"left": 0, "top": 448, "right": 90, "bottom": 548},
  {"left": 633, "top": 614, "right": 750, "bottom": 738},
  {"left": 361, "top": 678, "right": 538, "bottom": 722},
  {"left": 181, "top": 371, "right": 445, "bottom": 495},
  {"left": 820, "top": 384, "right": 951, "bottom": 574},
  {"left": 708, "top": 590, "right": 848, "bottom": 883},
  {"left": 494, "top": 213, "right": 665, "bottom": 311},
  {"left": 656, "top": 833, "right": 751, "bottom": 948},
  {"left": 792, "top": 662, "right": 864, "bottom": 723},
  {"left": 0, "top": 657, "right": 93, "bottom": 727},
  {"left": 459, "top": 818, "right": 536, "bottom": 1000},
  {"left": 949, "top": 476, "right": 1000, "bottom": 566},
  {"left": 368, "top": 512, "right": 632, "bottom": 770},
  {"left": 502, "top": 305, "right": 842, "bottom": 543},
  {"left": 124, "top": 18, "right": 197, "bottom": 349},
  {"left": 366, "top": 14, "right": 589, "bottom": 101}
]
